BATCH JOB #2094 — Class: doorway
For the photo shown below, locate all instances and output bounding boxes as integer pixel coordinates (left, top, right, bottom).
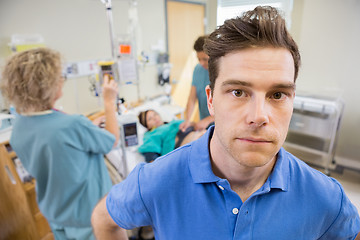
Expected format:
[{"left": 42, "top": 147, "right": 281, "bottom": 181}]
[{"left": 166, "top": 0, "right": 206, "bottom": 114}]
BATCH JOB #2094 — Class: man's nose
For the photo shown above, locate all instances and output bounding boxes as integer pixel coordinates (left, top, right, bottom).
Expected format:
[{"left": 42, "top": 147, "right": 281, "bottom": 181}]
[{"left": 246, "top": 96, "right": 269, "bottom": 127}]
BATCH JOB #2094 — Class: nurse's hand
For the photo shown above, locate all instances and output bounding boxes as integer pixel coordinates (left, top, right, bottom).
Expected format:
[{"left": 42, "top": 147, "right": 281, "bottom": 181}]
[
  {"left": 193, "top": 119, "right": 209, "bottom": 131},
  {"left": 102, "top": 74, "right": 118, "bottom": 105},
  {"left": 194, "top": 115, "right": 214, "bottom": 131},
  {"left": 179, "top": 120, "right": 194, "bottom": 132}
]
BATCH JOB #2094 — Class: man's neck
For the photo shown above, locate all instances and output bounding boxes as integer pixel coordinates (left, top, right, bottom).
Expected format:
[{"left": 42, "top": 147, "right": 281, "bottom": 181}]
[
  {"left": 230, "top": 163, "right": 275, "bottom": 202},
  {"left": 210, "top": 136, "right": 276, "bottom": 202}
]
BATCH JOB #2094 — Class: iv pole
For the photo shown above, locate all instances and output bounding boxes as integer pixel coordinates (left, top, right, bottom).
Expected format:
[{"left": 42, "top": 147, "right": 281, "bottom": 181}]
[
  {"left": 100, "top": 0, "right": 117, "bottom": 59},
  {"left": 100, "top": 0, "right": 129, "bottom": 178}
]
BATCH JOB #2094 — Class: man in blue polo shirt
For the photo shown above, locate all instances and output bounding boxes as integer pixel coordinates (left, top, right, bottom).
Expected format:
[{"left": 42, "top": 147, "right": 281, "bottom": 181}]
[{"left": 92, "top": 6, "right": 360, "bottom": 239}]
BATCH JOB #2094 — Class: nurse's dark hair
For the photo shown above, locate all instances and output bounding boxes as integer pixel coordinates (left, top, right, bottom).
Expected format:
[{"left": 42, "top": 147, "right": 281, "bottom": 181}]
[
  {"left": 193, "top": 35, "right": 209, "bottom": 52},
  {"left": 204, "top": 6, "right": 301, "bottom": 93}
]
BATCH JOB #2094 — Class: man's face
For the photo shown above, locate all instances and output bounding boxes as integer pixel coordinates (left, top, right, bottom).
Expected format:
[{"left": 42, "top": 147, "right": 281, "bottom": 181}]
[
  {"left": 196, "top": 51, "right": 209, "bottom": 70},
  {"left": 206, "top": 47, "right": 295, "bottom": 168}
]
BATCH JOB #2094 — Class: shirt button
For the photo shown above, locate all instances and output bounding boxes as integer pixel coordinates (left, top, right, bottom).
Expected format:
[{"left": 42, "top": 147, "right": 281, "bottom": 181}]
[
  {"left": 232, "top": 208, "right": 239, "bottom": 215},
  {"left": 218, "top": 185, "right": 224, "bottom": 190}
]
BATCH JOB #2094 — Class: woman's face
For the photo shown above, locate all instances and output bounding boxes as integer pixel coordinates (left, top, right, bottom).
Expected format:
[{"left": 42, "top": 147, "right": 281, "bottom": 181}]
[{"left": 146, "top": 110, "right": 164, "bottom": 130}]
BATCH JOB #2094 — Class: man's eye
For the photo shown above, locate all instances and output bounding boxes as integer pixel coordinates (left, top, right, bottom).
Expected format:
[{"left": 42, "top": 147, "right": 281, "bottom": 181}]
[
  {"left": 273, "top": 92, "right": 284, "bottom": 99},
  {"left": 232, "top": 90, "right": 244, "bottom": 97}
]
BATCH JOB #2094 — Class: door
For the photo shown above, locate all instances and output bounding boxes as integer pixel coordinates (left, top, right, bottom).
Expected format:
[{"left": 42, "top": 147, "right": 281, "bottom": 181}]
[{"left": 167, "top": 0, "right": 205, "bottom": 120}]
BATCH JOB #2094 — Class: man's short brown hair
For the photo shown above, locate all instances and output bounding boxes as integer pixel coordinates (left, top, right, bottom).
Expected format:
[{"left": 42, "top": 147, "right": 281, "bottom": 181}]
[
  {"left": 204, "top": 6, "right": 301, "bottom": 92},
  {"left": 0, "top": 48, "right": 62, "bottom": 113}
]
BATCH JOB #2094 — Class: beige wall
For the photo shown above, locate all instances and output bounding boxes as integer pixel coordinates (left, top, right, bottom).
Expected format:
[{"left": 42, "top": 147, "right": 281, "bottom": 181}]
[
  {"left": 0, "top": 0, "right": 169, "bottom": 114},
  {"left": 0, "top": 0, "right": 217, "bottom": 114},
  {"left": 290, "top": 0, "right": 360, "bottom": 168}
]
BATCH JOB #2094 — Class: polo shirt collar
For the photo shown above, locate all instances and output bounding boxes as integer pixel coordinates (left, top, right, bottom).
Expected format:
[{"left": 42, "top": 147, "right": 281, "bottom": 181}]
[
  {"left": 189, "top": 125, "right": 290, "bottom": 192},
  {"left": 266, "top": 147, "right": 290, "bottom": 192},
  {"left": 189, "top": 126, "right": 219, "bottom": 183}
]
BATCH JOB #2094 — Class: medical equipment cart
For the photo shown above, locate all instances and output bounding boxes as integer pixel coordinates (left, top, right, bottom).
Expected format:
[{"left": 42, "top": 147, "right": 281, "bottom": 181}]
[{"left": 283, "top": 94, "right": 344, "bottom": 175}]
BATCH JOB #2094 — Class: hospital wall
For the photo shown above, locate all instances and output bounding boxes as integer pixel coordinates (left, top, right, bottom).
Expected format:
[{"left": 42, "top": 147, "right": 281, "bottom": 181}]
[
  {"left": 0, "top": 0, "right": 359, "bottom": 169},
  {"left": 0, "top": 0, "right": 164, "bottom": 114},
  {"left": 290, "top": 0, "right": 360, "bottom": 169},
  {"left": 0, "top": 0, "right": 216, "bottom": 114}
]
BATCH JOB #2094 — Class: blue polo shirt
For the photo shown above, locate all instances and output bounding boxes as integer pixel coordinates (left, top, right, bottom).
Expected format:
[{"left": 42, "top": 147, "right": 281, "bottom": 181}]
[{"left": 107, "top": 126, "right": 360, "bottom": 239}]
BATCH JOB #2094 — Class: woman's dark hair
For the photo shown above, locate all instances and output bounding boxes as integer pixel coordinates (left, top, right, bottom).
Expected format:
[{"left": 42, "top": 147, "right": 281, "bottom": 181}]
[{"left": 138, "top": 110, "right": 150, "bottom": 129}]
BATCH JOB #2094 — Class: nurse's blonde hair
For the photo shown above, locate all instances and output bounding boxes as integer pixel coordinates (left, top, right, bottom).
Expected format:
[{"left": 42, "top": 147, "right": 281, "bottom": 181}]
[{"left": 0, "top": 48, "right": 63, "bottom": 113}]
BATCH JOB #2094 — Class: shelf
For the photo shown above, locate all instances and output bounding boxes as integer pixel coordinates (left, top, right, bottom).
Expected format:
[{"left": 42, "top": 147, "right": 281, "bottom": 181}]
[
  {"left": 283, "top": 142, "right": 336, "bottom": 171},
  {"left": 0, "top": 141, "right": 52, "bottom": 238},
  {"left": 283, "top": 142, "right": 331, "bottom": 157}
]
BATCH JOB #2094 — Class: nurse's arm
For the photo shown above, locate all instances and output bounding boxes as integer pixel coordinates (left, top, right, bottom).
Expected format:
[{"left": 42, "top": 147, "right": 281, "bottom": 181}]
[
  {"left": 102, "top": 75, "right": 120, "bottom": 147},
  {"left": 179, "top": 86, "right": 197, "bottom": 131},
  {"left": 91, "top": 196, "right": 128, "bottom": 239}
]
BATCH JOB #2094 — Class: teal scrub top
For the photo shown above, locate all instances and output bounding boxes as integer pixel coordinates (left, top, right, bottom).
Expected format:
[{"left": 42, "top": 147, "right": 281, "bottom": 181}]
[
  {"left": 192, "top": 63, "right": 210, "bottom": 120},
  {"left": 10, "top": 110, "right": 114, "bottom": 227}
]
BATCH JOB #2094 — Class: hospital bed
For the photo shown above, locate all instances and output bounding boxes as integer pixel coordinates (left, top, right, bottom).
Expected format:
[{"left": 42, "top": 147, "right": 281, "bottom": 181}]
[{"left": 105, "top": 95, "right": 184, "bottom": 180}]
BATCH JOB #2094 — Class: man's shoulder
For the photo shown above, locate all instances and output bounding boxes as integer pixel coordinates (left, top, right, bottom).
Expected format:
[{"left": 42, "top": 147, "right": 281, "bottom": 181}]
[
  {"left": 142, "top": 144, "right": 193, "bottom": 177},
  {"left": 284, "top": 151, "right": 360, "bottom": 237},
  {"left": 284, "top": 150, "right": 343, "bottom": 200},
  {"left": 134, "top": 144, "right": 196, "bottom": 204}
]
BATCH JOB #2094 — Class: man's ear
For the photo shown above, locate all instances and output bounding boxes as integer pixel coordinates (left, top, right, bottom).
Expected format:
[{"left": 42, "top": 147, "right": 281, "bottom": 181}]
[{"left": 206, "top": 85, "right": 214, "bottom": 116}]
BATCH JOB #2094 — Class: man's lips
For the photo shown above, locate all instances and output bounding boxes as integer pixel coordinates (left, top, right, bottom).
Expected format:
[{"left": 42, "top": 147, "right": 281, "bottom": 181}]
[{"left": 236, "top": 137, "right": 272, "bottom": 143}]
